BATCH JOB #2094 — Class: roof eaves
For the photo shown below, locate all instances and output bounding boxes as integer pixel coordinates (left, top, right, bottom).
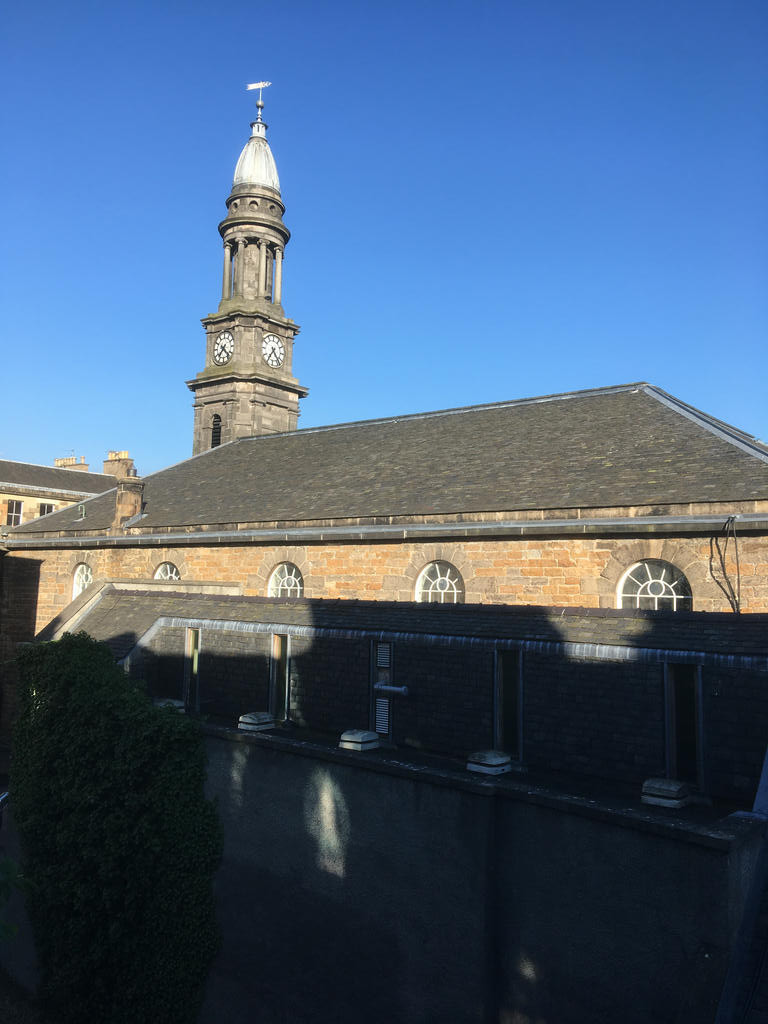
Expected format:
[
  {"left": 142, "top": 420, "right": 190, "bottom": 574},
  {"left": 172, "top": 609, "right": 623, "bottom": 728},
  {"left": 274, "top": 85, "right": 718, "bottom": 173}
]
[{"left": 0, "top": 480, "right": 112, "bottom": 500}]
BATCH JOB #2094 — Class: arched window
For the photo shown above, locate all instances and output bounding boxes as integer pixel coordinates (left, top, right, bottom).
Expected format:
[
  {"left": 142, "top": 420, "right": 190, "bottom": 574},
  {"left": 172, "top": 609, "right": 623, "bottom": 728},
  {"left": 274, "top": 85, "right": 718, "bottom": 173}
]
[
  {"left": 72, "top": 563, "right": 93, "bottom": 599},
  {"left": 268, "top": 562, "right": 304, "bottom": 598},
  {"left": 415, "top": 561, "right": 464, "bottom": 604},
  {"left": 211, "top": 414, "right": 222, "bottom": 448},
  {"left": 154, "top": 562, "right": 181, "bottom": 581},
  {"left": 618, "top": 560, "right": 692, "bottom": 611}
]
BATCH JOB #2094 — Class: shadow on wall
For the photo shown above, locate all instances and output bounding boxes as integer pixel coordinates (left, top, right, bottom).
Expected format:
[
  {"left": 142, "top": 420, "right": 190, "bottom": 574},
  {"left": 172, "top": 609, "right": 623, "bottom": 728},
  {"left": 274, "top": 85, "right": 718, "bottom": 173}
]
[{"left": 79, "top": 600, "right": 767, "bottom": 1024}]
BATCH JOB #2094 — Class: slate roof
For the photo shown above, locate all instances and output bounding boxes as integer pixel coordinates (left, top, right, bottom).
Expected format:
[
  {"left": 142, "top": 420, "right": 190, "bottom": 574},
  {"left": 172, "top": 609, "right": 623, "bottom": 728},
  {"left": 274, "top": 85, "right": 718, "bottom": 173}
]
[
  {"left": 0, "top": 459, "right": 116, "bottom": 497},
  {"left": 51, "top": 585, "right": 768, "bottom": 665},
  {"left": 12, "top": 383, "right": 768, "bottom": 535}
]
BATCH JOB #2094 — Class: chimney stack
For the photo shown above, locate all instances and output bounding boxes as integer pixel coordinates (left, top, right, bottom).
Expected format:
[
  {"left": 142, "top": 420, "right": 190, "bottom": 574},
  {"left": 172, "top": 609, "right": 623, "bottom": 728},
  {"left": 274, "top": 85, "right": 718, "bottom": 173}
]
[
  {"left": 54, "top": 455, "right": 90, "bottom": 472},
  {"left": 113, "top": 474, "right": 144, "bottom": 529},
  {"left": 103, "top": 450, "right": 136, "bottom": 478}
]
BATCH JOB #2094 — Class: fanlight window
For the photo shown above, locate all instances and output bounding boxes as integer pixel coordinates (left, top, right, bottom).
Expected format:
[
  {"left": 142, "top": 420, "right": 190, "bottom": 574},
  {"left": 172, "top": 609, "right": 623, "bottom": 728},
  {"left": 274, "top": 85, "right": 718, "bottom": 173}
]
[
  {"left": 72, "top": 563, "right": 93, "bottom": 599},
  {"left": 415, "top": 561, "right": 465, "bottom": 604},
  {"left": 268, "top": 562, "right": 304, "bottom": 598},
  {"left": 618, "top": 560, "right": 692, "bottom": 611},
  {"left": 154, "top": 562, "right": 181, "bottom": 582}
]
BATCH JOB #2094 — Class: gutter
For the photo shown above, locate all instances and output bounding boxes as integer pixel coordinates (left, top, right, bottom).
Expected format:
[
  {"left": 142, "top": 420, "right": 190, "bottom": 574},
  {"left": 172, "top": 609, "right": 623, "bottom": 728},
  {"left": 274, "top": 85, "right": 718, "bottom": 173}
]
[{"left": 4, "top": 512, "right": 768, "bottom": 550}]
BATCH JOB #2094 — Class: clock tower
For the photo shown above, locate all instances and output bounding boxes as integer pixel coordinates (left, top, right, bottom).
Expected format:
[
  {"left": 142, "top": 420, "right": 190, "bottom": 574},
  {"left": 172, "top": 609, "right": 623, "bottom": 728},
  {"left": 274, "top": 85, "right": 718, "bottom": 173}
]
[{"left": 188, "top": 88, "right": 308, "bottom": 455}]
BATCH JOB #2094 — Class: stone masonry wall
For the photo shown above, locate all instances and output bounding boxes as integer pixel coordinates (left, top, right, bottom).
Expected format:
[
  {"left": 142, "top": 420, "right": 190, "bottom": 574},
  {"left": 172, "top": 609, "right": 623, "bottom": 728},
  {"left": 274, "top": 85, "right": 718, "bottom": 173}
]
[{"left": 7, "top": 530, "right": 768, "bottom": 640}]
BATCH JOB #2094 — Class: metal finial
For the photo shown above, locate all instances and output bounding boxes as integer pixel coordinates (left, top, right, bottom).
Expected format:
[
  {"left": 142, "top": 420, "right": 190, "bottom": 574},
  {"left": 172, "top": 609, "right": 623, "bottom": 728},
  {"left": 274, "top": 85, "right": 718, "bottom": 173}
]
[{"left": 246, "top": 81, "right": 272, "bottom": 120}]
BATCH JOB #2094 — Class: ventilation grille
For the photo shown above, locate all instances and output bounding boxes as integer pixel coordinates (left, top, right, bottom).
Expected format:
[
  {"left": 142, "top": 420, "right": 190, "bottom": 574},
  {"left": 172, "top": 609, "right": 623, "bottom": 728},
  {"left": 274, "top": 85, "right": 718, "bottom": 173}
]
[
  {"left": 375, "top": 697, "right": 390, "bottom": 735},
  {"left": 376, "top": 642, "right": 391, "bottom": 669}
]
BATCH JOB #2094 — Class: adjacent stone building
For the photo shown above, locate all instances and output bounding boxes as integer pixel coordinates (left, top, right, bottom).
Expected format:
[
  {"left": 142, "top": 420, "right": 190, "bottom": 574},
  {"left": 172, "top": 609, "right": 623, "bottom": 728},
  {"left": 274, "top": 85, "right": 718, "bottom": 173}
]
[{"left": 0, "top": 452, "right": 128, "bottom": 529}]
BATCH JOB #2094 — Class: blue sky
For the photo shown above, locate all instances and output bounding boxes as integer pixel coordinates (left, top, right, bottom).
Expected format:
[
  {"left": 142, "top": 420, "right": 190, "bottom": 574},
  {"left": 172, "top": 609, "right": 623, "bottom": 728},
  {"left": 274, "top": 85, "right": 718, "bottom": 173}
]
[{"left": 1, "top": 0, "right": 766, "bottom": 475}]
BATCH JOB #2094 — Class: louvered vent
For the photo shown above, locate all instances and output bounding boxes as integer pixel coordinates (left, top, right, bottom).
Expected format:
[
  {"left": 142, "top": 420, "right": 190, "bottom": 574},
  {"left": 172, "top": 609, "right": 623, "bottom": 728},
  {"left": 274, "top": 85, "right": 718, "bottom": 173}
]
[
  {"left": 376, "top": 642, "right": 391, "bottom": 669},
  {"left": 375, "top": 697, "right": 390, "bottom": 735}
]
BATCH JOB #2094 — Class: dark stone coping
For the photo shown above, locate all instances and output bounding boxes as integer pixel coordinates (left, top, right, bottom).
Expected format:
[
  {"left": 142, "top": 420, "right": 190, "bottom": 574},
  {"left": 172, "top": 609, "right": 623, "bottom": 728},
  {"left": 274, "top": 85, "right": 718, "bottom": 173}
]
[{"left": 202, "top": 722, "right": 763, "bottom": 852}]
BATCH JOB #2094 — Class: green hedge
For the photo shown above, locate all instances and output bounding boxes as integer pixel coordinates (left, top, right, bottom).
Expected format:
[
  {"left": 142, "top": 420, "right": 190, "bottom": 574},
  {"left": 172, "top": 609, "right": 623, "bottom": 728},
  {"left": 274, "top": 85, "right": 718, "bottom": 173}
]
[{"left": 11, "top": 633, "right": 222, "bottom": 1024}]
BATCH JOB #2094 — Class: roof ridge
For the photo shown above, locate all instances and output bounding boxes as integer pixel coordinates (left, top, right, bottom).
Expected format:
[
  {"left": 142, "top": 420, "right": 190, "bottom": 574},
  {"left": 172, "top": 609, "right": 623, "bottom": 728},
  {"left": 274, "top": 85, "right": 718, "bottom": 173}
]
[
  {"left": 236, "top": 382, "right": 652, "bottom": 443},
  {"left": 0, "top": 457, "right": 114, "bottom": 478}
]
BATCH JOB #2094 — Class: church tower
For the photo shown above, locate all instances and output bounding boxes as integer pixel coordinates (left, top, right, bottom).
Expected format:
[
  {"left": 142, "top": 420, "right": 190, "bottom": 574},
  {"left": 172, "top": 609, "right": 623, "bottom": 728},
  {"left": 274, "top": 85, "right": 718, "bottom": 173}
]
[{"left": 188, "top": 87, "right": 308, "bottom": 455}]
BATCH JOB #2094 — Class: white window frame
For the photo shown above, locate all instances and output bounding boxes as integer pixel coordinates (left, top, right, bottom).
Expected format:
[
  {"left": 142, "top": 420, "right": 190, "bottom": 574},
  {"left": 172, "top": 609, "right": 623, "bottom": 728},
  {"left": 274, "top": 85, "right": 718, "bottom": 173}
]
[
  {"left": 72, "top": 563, "right": 93, "bottom": 599},
  {"left": 154, "top": 561, "right": 181, "bottom": 581},
  {"left": 6, "top": 500, "right": 23, "bottom": 527},
  {"left": 415, "top": 561, "right": 464, "bottom": 604},
  {"left": 268, "top": 562, "right": 304, "bottom": 598},
  {"left": 617, "top": 560, "right": 692, "bottom": 612}
]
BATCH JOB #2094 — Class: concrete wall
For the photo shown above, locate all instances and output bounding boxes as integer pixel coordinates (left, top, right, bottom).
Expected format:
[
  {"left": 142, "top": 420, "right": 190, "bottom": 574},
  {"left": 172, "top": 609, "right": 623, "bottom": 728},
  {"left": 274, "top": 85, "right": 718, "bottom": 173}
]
[{"left": 201, "top": 732, "right": 762, "bottom": 1024}]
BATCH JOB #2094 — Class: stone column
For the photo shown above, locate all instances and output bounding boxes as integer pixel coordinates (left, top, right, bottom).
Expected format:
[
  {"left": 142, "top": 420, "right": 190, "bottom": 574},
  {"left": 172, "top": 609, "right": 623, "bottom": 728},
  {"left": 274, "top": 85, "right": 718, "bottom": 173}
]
[
  {"left": 237, "top": 239, "right": 251, "bottom": 297},
  {"left": 265, "top": 249, "right": 274, "bottom": 301},
  {"left": 258, "top": 239, "right": 267, "bottom": 297},
  {"left": 222, "top": 241, "right": 233, "bottom": 300},
  {"left": 274, "top": 247, "right": 283, "bottom": 304},
  {"left": 232, "top": 241, "right": 241, "bottom": 296}
]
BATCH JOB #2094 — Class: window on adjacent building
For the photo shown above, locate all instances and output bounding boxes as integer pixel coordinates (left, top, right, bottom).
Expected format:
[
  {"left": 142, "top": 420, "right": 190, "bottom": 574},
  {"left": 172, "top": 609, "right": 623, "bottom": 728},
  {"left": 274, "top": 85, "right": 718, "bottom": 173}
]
[
  {"left": 38, "top": 503, "right": 55, "bottom": 517},
  {"left": 617, "top": 560, "right": 692, "bottom": 611},
  {"left": 664, "top": 663, "right": 703, "bottom": 787},
  {"left": 271, "top": 634, "right": 289, "bottom": 721},
  {"left": 154, "top": 562, "right": 181, "bottom": 581},
  {"left": 268, "top": 562, "right": 304, "bottom": 598},
  {"left": 72, "top": 563, "right": 93, "bottom": 599},
  {"left": 6, "top": 500, "right": 22, "bottom": 527},
  {"left": 211, "top": 414, "right": 222, "bottom": 448},
  {"left": 415, "top": 561, "right": 464, "bottom": 604},
  {"left": 495, "top": 650, "right": 521, "bottom": 759},
  {"left": 183, "top": 627, "right": 201, "bottom": 713}
]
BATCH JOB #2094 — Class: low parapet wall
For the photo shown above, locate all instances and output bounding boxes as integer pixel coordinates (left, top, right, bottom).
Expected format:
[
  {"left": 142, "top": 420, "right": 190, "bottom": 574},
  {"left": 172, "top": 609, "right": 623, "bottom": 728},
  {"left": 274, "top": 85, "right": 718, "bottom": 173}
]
[{"left": 201, "top": 729, "right": 763, "bottom": 1024}]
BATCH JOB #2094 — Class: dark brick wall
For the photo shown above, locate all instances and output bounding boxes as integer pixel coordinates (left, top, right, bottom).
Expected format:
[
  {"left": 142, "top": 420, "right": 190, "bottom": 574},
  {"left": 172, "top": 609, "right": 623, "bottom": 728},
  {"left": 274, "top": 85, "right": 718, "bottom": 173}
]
[
  {"left": 122, "top": 620, "right": 766, "bottom": 806},
  {"left": 523, "top": 654, "right": 666, "bottom": 784},
  {"left": 395, "top": 644, "right": 494, "bottom": 755},
  {"left": 132, "top": 627, "right": 184, "bottom": 699},
  {"left": 198, "top": 630, "right": 271, "bottom": 719},
  {"left": 134, "top": 627, "right": 272, "bottom": 720},
  {"left": 289, "top": 636, "right": 369, "bottom": 735},
  {"left": 704, "top": 668, "right": 768, "bottom": 802}
]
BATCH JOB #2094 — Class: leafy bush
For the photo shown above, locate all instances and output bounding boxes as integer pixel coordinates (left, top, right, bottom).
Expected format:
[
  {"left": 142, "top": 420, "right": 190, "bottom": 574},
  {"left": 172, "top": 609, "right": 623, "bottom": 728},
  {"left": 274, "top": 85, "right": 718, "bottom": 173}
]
[
  {"left": 11, "top": 633, "right": 222, "bottom": 1024},
  {"left": 0, "top": 855, "right": 19, "bottom": 942}
]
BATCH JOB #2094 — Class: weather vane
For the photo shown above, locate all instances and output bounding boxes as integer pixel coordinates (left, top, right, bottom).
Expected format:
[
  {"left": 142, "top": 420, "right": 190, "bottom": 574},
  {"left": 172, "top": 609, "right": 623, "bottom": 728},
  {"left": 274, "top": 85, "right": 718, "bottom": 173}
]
[{"left": 246, "top": 81, "right": 271, "bottom": 119}]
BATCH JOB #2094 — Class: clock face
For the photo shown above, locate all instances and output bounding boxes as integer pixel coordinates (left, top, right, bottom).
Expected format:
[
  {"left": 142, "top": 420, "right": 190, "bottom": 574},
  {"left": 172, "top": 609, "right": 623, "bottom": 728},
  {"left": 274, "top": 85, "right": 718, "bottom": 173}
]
[
  {"left": 213, "top": 331, "right": 234, "bottom": 365},
  {"left": 262, "top": 333, "right": 285, "bottom": 368}
]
